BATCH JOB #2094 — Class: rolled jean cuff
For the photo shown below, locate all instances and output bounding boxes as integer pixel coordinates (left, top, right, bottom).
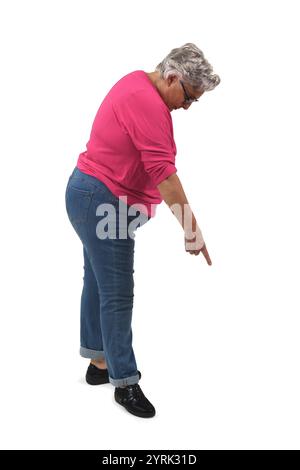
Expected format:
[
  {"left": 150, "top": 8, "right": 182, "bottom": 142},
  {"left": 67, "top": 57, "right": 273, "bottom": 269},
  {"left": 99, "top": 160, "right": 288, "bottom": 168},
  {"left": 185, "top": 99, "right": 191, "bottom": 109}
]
[
  {"left": 80, "top": 346, "right": 106, "bottom": 360},
  {"left": 109, "top": 373, "right": 140, "bottom": 387}
]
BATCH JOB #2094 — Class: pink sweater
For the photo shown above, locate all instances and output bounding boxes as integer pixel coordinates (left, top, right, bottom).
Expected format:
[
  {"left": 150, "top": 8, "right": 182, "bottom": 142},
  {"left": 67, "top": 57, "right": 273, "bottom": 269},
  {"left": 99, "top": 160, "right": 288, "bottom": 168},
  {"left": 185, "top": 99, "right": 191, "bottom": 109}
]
[{"left": 77, "top": 70, "right": 177, "bottom": 217}]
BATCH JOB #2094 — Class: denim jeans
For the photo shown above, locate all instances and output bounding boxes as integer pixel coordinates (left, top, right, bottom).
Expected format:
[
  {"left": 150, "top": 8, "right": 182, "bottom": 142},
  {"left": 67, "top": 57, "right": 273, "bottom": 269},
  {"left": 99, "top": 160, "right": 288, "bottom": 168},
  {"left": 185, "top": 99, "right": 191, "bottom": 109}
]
[{"left": 65, "top": 167, "right": 151, "bottom": 387}]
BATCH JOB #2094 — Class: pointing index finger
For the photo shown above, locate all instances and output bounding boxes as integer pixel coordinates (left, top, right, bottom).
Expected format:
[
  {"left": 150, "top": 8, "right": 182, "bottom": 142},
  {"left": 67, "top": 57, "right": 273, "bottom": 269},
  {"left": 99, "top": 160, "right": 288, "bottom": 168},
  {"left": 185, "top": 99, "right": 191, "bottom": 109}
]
[{"left": 201, "top": 244, "right": 212, "bottom": 265}]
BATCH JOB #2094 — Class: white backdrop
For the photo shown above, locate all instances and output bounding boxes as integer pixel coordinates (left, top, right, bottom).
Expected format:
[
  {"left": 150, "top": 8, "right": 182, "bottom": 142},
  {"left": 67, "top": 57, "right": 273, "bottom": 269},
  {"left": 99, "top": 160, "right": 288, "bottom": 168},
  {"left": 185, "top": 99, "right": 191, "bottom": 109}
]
[{"left": 0, "top": 0, "right": 299, "bottom": 450}]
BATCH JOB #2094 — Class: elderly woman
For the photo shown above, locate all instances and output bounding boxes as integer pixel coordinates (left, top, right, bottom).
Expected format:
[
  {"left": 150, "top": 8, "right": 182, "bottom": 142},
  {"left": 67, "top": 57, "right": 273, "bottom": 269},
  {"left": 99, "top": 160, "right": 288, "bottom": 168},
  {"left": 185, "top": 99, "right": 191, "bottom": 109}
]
[{"left": 65, "top": 42, "right": 220, "bottom": 418}]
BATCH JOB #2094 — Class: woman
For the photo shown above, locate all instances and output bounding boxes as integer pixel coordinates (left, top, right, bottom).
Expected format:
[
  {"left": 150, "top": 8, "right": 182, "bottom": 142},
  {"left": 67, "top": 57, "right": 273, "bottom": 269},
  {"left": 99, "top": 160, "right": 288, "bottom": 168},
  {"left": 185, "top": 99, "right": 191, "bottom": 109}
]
[{"left": 65, "top": 42, "right": 220, "bottom": 419}]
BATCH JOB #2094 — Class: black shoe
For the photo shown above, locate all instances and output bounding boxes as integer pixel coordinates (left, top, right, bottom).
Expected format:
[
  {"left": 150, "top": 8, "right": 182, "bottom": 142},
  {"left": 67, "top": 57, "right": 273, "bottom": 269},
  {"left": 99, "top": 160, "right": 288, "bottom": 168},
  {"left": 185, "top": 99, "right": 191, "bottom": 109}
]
[
  {"left": 86, "top": 363, "right": 141, "bottom": 385},
  {"left": 114, "top": 383, "right": 156, "bottom": 418}
]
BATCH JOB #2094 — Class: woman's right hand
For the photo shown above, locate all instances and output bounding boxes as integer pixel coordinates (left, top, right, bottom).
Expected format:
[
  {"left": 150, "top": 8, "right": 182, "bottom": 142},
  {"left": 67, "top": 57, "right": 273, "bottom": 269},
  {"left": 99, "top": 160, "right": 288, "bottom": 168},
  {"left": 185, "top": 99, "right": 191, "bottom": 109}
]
[{"left": 184, "top": 228, "right": 212, "bottom": 265}]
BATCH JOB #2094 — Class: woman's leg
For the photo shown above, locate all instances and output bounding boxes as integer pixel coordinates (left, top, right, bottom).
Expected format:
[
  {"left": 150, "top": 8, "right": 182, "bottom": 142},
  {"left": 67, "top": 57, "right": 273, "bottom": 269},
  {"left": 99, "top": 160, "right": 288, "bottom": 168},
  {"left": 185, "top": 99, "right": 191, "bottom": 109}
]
[
  {"left": 87, "top": 233, "right": 139, "bottom": 387},
  {"left": 79, "top": 246, "right": 106, "bottom": 362}
]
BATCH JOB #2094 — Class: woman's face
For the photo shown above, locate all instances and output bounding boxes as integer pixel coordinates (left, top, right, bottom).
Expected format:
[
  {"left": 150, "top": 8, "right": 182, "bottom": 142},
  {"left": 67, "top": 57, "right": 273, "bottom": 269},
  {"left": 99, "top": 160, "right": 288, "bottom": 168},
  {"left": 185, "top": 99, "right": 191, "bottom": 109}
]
[
  {"left": 146, "top": 71, "right": 204, "bottom": 112},
  {"left": 163, "top": 75, "right": 205, "bottom": 111}
]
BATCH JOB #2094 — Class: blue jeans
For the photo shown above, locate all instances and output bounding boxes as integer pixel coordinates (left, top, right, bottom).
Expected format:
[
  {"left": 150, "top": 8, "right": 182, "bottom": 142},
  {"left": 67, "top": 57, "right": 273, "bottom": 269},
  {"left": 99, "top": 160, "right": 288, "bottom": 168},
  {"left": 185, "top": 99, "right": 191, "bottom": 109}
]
[{"left": 65, "top": 167, "right": 151, "bottom": 387}]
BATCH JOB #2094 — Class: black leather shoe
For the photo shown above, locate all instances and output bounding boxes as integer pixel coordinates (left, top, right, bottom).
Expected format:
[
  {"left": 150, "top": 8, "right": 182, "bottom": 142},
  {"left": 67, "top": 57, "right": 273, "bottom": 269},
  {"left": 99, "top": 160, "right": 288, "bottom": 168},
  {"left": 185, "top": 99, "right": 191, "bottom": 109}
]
[
  {"left": 114, "top": 383, "right": 156, "bottom": 418},
  {"left": 86, "top": 364, "right": 141, "bottom": 385}
]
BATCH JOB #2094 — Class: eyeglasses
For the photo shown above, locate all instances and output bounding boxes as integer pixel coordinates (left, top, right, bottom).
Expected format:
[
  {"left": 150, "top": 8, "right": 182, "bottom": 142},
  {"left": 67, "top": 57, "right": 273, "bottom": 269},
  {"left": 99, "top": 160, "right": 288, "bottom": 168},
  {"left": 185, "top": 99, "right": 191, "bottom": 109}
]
[{"left": 179, "top": 80, "right": 199, "bottom": 105}]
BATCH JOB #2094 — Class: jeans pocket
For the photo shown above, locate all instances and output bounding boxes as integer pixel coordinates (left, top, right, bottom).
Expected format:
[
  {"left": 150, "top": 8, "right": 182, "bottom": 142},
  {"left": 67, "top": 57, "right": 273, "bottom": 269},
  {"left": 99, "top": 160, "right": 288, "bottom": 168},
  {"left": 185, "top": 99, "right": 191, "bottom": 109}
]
[{"left": 65, "top": 185, "right": 94, "bottom": 224}]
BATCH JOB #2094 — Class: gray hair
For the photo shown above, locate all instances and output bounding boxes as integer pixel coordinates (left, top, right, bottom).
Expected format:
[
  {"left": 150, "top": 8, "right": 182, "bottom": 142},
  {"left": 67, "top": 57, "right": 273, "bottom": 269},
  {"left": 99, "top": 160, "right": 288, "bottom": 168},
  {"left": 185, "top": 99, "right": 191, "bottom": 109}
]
[{"left": 155, "top": 42, "right": 220, "bottom": 92}]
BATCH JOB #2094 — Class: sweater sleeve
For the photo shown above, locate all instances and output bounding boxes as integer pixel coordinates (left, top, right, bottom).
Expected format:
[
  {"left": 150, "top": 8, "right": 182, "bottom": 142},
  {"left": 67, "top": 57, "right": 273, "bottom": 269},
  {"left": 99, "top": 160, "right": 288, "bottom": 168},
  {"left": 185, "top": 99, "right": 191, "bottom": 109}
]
[{"left": 112, "top": 90, "right": 177, "bottom": 187}]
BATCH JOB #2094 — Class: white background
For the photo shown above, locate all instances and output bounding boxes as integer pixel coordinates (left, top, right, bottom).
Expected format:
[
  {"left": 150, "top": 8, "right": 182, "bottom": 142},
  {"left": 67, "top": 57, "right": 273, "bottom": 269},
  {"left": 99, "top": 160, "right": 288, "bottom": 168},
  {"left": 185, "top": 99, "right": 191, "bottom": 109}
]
[{"left": 0, "top": 0, "right": 299, "bottom": 450}]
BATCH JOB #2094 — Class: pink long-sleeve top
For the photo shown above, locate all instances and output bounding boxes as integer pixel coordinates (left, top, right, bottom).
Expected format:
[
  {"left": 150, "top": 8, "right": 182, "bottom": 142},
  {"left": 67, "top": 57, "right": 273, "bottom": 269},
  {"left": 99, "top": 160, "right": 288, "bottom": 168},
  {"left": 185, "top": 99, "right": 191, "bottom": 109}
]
[{"left": 76, "top": 70, "right": 177, "bottom": 218}]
